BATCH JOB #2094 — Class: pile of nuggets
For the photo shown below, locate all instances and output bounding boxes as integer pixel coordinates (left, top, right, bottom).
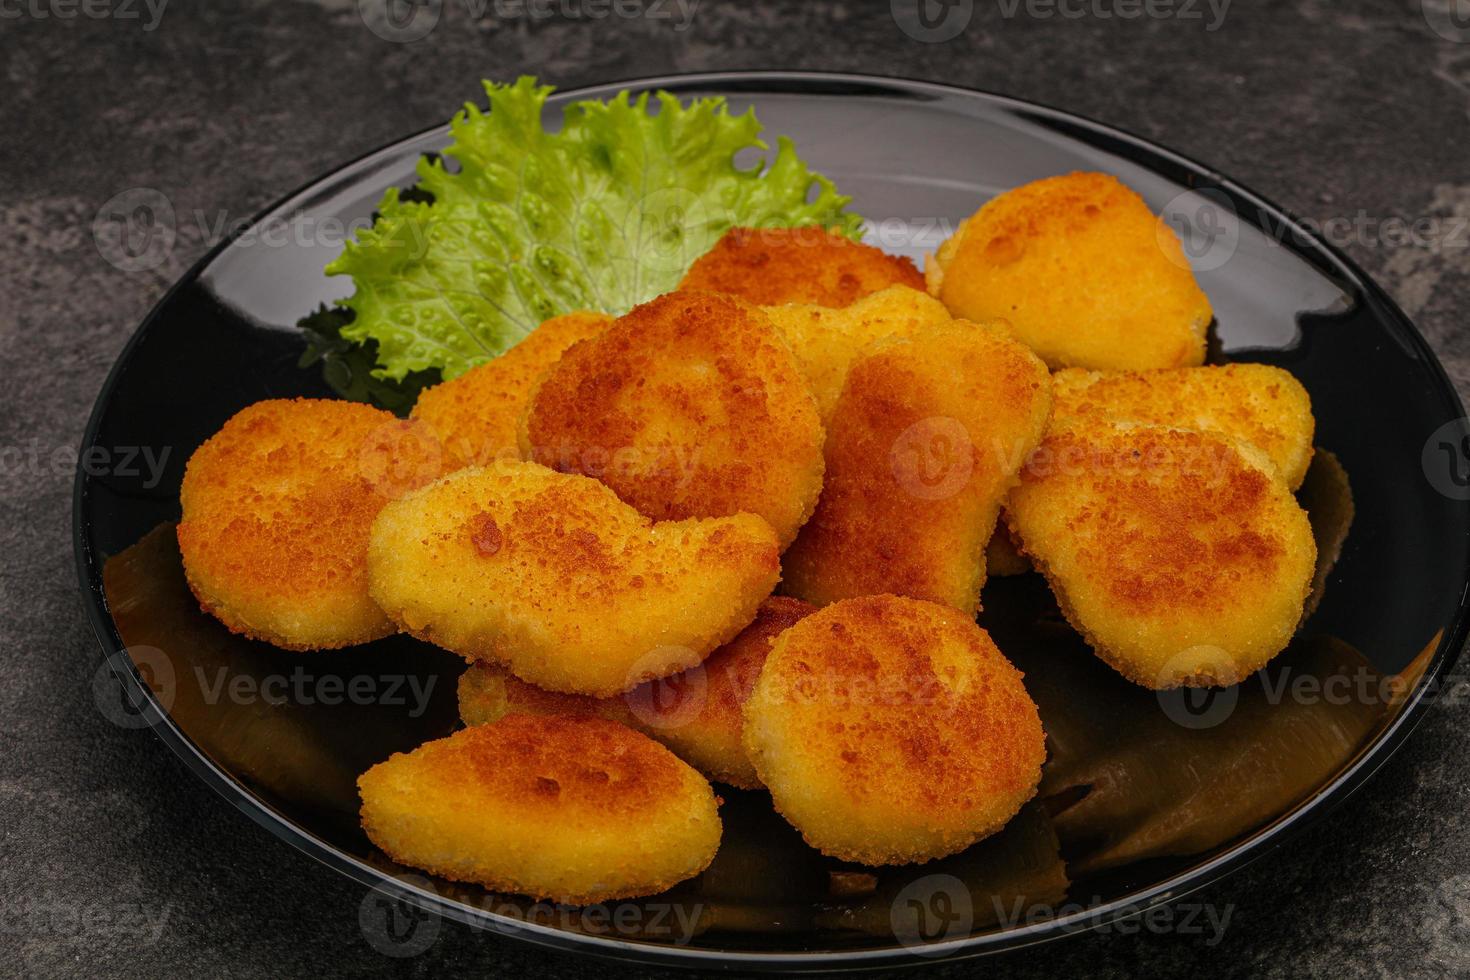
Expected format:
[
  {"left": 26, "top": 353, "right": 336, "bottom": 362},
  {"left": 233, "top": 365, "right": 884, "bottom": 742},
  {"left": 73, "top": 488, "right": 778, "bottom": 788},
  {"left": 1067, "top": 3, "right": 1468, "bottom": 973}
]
[{"left": 178, "top": 171, "right": 1318, "bottom": 904}]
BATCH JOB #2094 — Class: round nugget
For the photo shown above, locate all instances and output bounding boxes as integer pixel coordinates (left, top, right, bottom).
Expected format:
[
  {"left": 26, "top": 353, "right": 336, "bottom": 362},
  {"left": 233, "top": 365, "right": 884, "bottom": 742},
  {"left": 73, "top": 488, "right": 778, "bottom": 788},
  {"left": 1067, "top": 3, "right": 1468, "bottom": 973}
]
[
  {"left": 177, "top": 398, "right": 440, "bottom": 650},
  {"left": 928, "top": 172, "right": 1213, "bottom": 371},
  {"left": 519, "top": 290, "right": 825, "bottom": 547},
  {"left": 1005, "top": 421, "right": 1317, "bottom": 687},
  {"left": 743, "top": 595, "right": 1046, "bottom": 865},
  {"left": 411, "top": 311, "right": 612, "bottom": 473},
  {"left": 368, "top": 461, "right": 781, "bottom": 696},
  {"left": 358, "top": 715, "right": 722, "bottom": 903},
  {"left": 680, "top": 226, "right": 924, "bottom": 308}
]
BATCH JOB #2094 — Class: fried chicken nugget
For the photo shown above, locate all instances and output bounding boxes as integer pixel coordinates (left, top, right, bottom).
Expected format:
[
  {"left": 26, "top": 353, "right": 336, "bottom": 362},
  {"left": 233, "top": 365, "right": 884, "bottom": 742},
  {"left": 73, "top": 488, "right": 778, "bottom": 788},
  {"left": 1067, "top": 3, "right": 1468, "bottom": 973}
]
[
  {"left": 1052, "top": 363, "right": 1316, "bottom": 489},
  {"left": 743, "top": 595, "right": 1046, "bottom": 865},
  {"left": 410, "top": 311, "right": 612, "bottom": 473},
  {"left": 928, "top": 172, "right": 1213, "bottom": 371},
  {"left": 760, "top": 285, "right": 957, "bottom": 421},
  {"left": 1006, "top": 422, "right": 1317, "bottom": 688},
  {"left": 459, "top": 597, "right": 816, "bottom": 789},
  {"left": 358, "top": 715, "right": 721, "bottom": 904},
  {"left": 680, "top": 226, "right": 924, "bottom": 308},
  {"left": 519, "top": 291, "right": 824, "bottom": 548},
  {"left": 177, "top": 398, "right": 439, "bottom": 650},
  {"left": 782, "top": 323, "right": 1052, "bottom": 613},
  {"left": 368, "top": 461, "right": 781, "bottom": 696}
]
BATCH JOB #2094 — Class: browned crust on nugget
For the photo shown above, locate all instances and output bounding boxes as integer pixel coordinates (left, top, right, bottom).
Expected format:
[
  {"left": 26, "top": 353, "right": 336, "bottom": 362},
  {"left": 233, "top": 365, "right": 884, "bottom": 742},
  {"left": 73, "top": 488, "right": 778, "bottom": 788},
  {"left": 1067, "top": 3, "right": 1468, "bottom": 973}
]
[
  {"left": 358, "top": 716, "right": 721, "bottom": 904},
  {"left": 930, "top": 172, "right": 1212, "bottom": 371},
  {"left": 680, "top": 226, "right": 924, "bottom": 308},
  {"left": 782, "top": 323, "right": 1052, "bottom": 612},
  {"left": 1051, "top": 363, "right": 1316, "bottom": 489},
  {"left": 177, "top": 398, "right": 439, "bottom": 650},
  {"left": 519, "top": 290, "right": 825, "bottom": 547},
  {"left": 1006, "top": 422, "right": 1316, "bottom": 687},
  {"left": 743, "top": 595, "right": 1046, "bottom": 865}
]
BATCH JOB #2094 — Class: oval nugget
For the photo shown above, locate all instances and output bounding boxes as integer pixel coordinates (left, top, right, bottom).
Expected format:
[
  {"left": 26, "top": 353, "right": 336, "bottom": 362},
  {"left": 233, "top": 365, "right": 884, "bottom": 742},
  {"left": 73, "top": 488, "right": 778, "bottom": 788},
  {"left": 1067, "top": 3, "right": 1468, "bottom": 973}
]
[
  {"left": 519, "top": 290, "right": 825, "bottom": 547},
  {"left": 743, "top": 595, "right": 1046, "bottom": 865},
  {"left": 411, "top": 311, "right": 612, "bottom": 474},
  {"left": 1006, "top": 421, "right": 1317, "bottom": 688},
  {"left": 459, "top": 596, "right": 815, "bottom": 789},
  {"left": 680, "top": 226, "right": 923, "bottom": 308},
  {"left": 368, "top": 461, "right": 781, "bottom": 696},
  {"left": 929, "top": 172, "right": 1213, "bottom": 371},
  {"left": 783, "top": 322, "right": 1052, "bottom": 613},
  {"left": 177, "top": 398, "right": 440, "bottom": 650},
  {"left": 358, "top": 715, "right": 721, "bottom": 904},
  {"left": 1051, "top": 363, "right": 1316, "bottom": 489}
]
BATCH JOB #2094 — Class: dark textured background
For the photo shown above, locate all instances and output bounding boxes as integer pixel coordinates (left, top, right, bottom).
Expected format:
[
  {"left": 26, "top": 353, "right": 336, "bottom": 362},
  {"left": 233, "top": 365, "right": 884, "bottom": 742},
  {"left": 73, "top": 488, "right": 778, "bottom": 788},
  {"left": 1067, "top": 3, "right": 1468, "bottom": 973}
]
[{"left": 5, "top": 0, "right": 1470, "bottom": 976}]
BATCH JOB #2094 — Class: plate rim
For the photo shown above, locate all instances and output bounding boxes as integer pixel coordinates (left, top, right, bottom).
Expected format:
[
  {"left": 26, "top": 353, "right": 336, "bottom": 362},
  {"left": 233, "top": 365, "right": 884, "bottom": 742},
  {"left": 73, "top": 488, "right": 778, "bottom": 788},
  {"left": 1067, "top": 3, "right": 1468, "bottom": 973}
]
[{"left": 72, "top": 69, "right": 1470, "bottom": 971}]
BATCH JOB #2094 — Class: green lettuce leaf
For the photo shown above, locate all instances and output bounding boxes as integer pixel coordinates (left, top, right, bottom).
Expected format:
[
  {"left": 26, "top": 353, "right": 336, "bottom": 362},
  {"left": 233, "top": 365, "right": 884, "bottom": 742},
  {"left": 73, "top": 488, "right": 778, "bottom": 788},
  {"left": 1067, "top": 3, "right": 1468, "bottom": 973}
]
[{"left": 325, "top": 76, "right": 863, "bottom": 381}]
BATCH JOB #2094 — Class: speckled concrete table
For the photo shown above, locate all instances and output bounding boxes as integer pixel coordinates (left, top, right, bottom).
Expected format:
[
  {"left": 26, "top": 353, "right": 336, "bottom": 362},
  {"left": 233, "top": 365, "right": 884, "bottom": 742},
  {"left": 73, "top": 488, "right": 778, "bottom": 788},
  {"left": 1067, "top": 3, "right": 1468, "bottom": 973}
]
[{"left": 5, "top": 0, "right": 1470, "bottom": 976}]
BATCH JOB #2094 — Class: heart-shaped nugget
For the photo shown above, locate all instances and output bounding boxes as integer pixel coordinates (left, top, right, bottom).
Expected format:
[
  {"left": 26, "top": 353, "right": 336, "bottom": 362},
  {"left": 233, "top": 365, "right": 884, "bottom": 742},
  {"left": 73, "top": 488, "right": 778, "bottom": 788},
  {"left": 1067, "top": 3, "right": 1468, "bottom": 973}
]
[
  {"left": 367, "top": 460, "right": 781, "bottom": 696},
  {"left": 518, "top": 290, "right": 825, "bottom": 548},
  {"left": 1006, "top": 421, "right": 1317, "bottom": 688}
]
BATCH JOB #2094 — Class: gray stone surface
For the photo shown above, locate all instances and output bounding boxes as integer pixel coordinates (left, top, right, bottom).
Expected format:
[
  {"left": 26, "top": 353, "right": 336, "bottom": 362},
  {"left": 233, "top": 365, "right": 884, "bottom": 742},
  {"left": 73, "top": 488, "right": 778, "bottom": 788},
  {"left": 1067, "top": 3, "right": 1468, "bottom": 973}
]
[{"left": 3, "top": 0, "right": 1469, "bottom": 975}]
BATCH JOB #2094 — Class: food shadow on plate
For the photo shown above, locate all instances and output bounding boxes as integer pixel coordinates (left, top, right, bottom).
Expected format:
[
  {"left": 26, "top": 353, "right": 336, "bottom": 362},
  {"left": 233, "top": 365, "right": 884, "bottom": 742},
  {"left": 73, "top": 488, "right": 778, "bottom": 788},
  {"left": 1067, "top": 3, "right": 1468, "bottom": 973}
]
[{"left": 97, "top": 450, "right": 1429, "bottom": 952}]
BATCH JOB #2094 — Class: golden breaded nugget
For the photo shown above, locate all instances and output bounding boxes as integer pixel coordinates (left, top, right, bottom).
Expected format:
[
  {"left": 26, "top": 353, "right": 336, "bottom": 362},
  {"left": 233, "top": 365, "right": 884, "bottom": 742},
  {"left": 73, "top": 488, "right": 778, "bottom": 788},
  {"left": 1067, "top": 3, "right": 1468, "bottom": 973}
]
[
  {"left": 459, "top": 597, "right": 815, "bottom": 789},
  {"left": 368, "top": 461, "right": 781, "bottom": 696},
  {"left": 358, "top": 715, "right": 721, "bottom": 903},
  {"left": 760, "top": 285, "right": 956, "bottom": 421},
  {"left": 519, "top": 291, "right": 824, "bottom": 547},
  {"left": 680, "top": 226, "right": 923, "bottom": 307},
  {"left": 929, "top": 172, "right": 1213, "bottom": 370},
  {"left": 783, "top": 323, "right": 1052, "bottom": 613},
  {"left": 1006, "top": 422, "right": 1317, "bottom": 688},
  {"left": 743, "top": 595, "right": 1046, "bottom": 865},
  {"left": 411, "top": 311, "right": 612, "bottom": 473},
  {"left": 1052, "top": 363, "right": 1315, "bottom": 489},
  {"left": 177, "top": 398, "right": 439, "bottom": 650}
]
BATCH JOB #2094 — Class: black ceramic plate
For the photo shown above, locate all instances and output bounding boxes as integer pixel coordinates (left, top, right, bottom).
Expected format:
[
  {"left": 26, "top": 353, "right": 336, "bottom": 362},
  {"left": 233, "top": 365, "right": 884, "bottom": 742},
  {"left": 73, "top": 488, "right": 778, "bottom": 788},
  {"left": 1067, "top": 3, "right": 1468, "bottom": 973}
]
[{"left": 75, "top": 72, "right": 1470, "bottom": 971}]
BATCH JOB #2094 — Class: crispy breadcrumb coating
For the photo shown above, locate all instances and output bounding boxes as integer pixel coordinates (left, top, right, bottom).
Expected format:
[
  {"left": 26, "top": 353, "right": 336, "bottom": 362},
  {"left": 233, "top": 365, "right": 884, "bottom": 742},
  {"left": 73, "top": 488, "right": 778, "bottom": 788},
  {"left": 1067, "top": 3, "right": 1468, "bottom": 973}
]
[
  {"left": 680, "top": 226, "right": 923, "bottom": 307},
  {"left": 742, "top": 595, "right": 1046, "bottom": 865},
  {"left": 1052, "top": 363, "right": 1315, "bottom": 489},
  {"left": 1006, "top": 421, "right": 1317, "bottom": 688},
  {"left": 358, "top": 715, "right": 721, "bottom": 904},
  {"left": 458, "top": 596, "right": 816, "bottom": 789},
  {"left": 759, "top": 285, "right": 959, "bottom": 422},
  {"left": 782, "top": 322, "right": 1052, "bottom": 612},
  {"left": 411, "top": 311, "right": 612, "bottom": 474},
  {"left": 519, "top": 291, "right": 825, "bottom": 548},
  {"left": 367, "top": 461, "right": 781, "bottom": 696},
  {"left": 177, "top": 398, "right": 439, "bottom": 650},
  {"left": 928, "top": 172, "right": 1213, "bottom": 370}
]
